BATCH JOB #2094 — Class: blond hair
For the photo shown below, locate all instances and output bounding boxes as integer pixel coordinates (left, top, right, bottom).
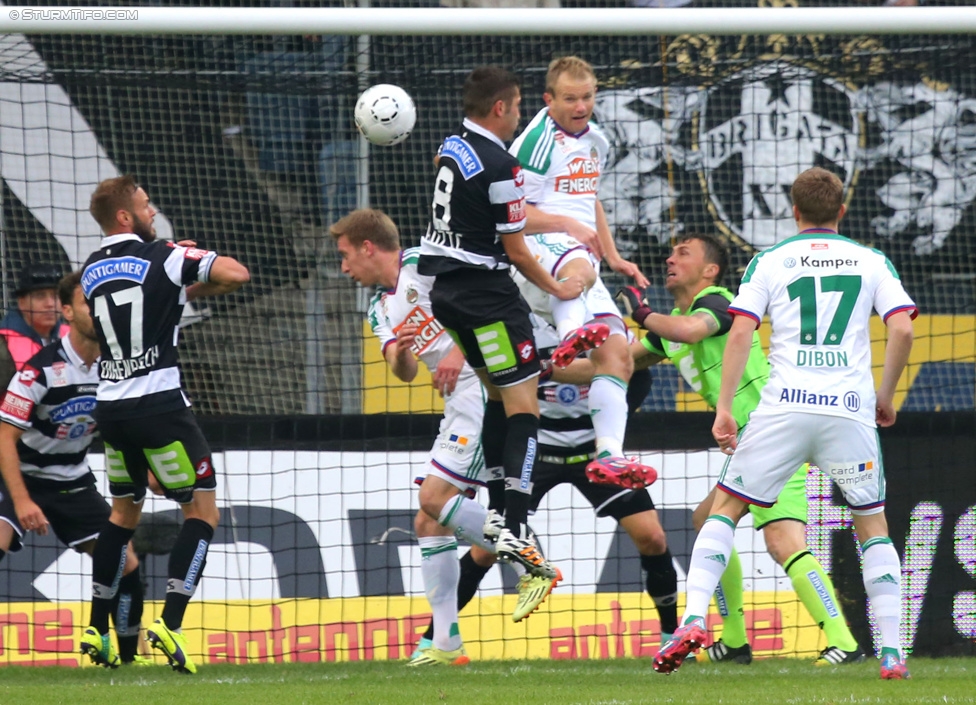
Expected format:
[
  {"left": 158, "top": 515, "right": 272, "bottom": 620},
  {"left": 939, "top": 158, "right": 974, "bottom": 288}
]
[
  {"left": 329, "top": 209, "right": 400, "bottom": 252},
  {"left": 545, "top": 56, "right": 596, "bottom": 96}
]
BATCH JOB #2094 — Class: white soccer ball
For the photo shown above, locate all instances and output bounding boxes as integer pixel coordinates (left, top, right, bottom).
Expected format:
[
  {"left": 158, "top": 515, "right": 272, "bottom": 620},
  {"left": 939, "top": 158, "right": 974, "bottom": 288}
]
[{"left": 354, "top": 84, "right": 417, "bottom": 147}]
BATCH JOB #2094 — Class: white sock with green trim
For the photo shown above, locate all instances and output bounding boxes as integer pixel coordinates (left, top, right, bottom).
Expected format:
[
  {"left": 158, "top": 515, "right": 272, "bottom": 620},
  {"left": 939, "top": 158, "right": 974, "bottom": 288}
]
[
  {"left": 551, "top": 295, "right": 588, "bottom": 340},
  {"left": 590, "top": 374, "right": 628, "bottom": 458},
  {"left": 438, "top": 494, "right": 494, "bottom": 552},
  {"left": 682, "top": 516, "right": 736, "bottom": 624},
  {"left": 862, "top": 536, "right": 903, "bottom": 657},
  {"left": 418, "top": 536, "right": 462, "bottom": 651}
]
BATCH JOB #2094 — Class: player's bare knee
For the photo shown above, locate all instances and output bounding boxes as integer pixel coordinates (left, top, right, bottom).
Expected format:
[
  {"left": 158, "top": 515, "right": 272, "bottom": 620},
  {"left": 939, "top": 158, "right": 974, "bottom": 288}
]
[
  {"left": 762, "top": 521, "right": 806, "bottom": 566},
  {"left": 634, "top": 531, "right": 668, "bottom": 556},
  {"left": 182, "top": 493, "right": 219, "bottom": 528},
  {"left": 593, "top": 330, "right": 633, "bottom": 378},
  {"left": 110, "top": 502, "right": 142, "bottom": 530},
  {"left": 414, "top": 509, "right": 447, "bottom": 538},
  {"left": 417, "top": 479, "right": 456, "bottom": 521},
  {"left": 557, "top": 259, "right": 597, "bottom": 289},
  {"left": 621, "top": 512, "right": 668, "bottom": 555}
]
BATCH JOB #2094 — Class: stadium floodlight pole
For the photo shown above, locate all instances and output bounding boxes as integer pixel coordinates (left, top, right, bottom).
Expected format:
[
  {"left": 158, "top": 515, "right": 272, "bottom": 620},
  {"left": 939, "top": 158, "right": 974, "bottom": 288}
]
[{"left": 1, "top": 7, "right": 976, "bottom": 35}]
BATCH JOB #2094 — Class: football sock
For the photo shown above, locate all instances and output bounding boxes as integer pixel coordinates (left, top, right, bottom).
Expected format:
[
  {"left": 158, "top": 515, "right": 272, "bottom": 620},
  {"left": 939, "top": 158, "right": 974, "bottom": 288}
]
[
  {"left": 784, "top": 550, "right": 859, "bottom": 652},
  {"left": 114, "top": 567, "right": 145, "bottom": 662},
  {"left": 641, "top": 551, "right": 679, "bottom": 635},
  {"left": 162, "top": 519, "right": 213, "bottom": 631},
  {"left": 589, "top": 375, "right": 628, "bottom": 459},
  {"left": 419, "top": 536, "right": 462, "bottom": 651},
  {"left": 438, "top": 494, "right": 494, "bottom": 552},
  {"left": 502, "top": 413, "right": 538, "bottom": 537},
  {"left": 482, "top": 399, "right": 507, "bottom": 513},
  {"left": 716, "top": 548, "right": 748, "bottom": 648},
  {"left": 861, "top": 536, "right": 903, "bottom": 657},
  {"left": 89, "top": 522, "right": 135, "bottom": 635},
  {"left": 486, "top": 480, "right": 506, "bottom": 513},
  {"left": 683, "top": 516, "right": 735, "bottom": 625},
  {"left": 552, "top": 295, "right": 588, "bottom": 341},
  {"left": 423, "top": 550, "right": 493, "bottom": 640}
]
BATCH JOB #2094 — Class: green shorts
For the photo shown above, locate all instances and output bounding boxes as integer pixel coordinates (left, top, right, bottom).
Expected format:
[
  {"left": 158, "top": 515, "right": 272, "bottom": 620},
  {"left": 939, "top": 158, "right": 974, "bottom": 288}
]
[{"left": 748, "top": 463, "right": 809, "bottom": 530}]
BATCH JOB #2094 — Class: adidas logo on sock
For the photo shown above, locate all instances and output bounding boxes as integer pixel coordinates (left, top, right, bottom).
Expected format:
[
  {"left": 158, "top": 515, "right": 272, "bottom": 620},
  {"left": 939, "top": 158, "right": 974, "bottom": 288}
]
[
  {"left": 872, "top": 573, "right": 898, "bottom": 585},
  {"left": 705, "top": 553, "right": 727, "bottom": 566}
]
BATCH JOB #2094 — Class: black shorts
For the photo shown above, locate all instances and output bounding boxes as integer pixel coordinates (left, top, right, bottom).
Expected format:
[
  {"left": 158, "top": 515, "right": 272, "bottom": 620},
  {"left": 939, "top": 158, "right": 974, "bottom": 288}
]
[
  {"left": 429, "top": 268, "right": 540, "bottom": 388},
  {"left": 528, "top": 448, "right": 656, "bottom": 522},
  {"left": 0, "top": 473, "right": 110, "bottom": 552},
  {"left": 98, "top": 407, "right": 216, "bottom": 504}
]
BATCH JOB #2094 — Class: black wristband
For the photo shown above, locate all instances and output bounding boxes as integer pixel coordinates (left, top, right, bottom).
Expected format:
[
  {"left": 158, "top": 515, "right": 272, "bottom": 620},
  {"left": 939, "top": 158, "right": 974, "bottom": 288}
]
[{"left": 633, "top": 305, "right": 652, "bottom": 327}]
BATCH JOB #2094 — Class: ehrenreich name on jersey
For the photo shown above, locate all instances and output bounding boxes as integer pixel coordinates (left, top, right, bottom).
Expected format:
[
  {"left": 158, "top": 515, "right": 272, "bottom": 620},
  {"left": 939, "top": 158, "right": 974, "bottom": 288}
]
[
  {"left": 81, "top": 233, "right": 217, "bottom": 420},
  {"left": 418, "top": 118, "right": 527, "bottom": 276}
]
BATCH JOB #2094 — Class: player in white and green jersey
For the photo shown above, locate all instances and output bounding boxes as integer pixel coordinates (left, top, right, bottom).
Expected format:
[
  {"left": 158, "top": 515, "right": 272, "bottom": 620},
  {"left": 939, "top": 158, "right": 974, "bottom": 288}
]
[
  {"left": 332, "top": 208, "right": 559, "bottom": 666},
  {"left": 658, "top": 168, "right": 916, "bottom": 680},
  {"left": 623, "top": 232, "right": 862, "bottom": 666},
  {"left": 509, "top": 56, "right": 655, "bottom": 490}
]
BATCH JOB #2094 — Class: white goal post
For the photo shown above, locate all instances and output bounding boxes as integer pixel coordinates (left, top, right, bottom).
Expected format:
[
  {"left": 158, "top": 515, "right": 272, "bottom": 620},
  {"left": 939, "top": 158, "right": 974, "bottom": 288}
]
[{"left": 0, "top": 6, "right": 975, "bottom": 36}]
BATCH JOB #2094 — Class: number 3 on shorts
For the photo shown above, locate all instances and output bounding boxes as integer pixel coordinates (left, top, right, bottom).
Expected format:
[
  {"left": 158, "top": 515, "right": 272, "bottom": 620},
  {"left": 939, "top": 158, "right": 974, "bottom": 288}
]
[{"left": 473, "top": 321, "right": 517, "bottom": 374}]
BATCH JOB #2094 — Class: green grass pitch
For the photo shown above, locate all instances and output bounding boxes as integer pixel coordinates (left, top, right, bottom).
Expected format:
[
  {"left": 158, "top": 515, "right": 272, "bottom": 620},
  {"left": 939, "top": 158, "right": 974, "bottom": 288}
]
[{"left": 0, "top": 658, "right": 973, "bottom": 705}]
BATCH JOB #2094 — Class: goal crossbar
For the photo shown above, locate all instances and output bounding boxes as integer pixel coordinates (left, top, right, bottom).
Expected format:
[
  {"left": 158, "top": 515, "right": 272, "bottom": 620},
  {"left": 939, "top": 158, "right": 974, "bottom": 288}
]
[{"left": 1, "top": 7, "right": 975, "bottom": 36}]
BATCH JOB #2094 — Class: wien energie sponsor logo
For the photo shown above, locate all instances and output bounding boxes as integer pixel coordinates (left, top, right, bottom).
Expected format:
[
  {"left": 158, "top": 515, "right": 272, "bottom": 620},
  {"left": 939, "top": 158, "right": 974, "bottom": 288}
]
[
  {"left": 393, "top": 306, "right": 445, "bottom": 356},
  {"left": 555, "top": 158, "right": 599, "bottom": 195}
]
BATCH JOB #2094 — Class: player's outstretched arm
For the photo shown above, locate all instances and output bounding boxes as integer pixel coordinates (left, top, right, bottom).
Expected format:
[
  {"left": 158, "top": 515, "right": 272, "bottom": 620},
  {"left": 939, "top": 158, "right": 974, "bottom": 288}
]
[
  {"left": 186, "top": 256, "right": 250, "bottom": 301},
  {"left": 645, "top": 310, "right": 718, "bottom": 345},
  {"left": 876, "top": 311, "right": 914, "bottom": 427},
  {"left": 596, "top": 201, "right": 648, "bottom": 288},
  {"left": 501, "top": 231, "right": 584, "bottom": 301},
  {"left": 0, "top": 422, "right": 48, "bottom": 535}
]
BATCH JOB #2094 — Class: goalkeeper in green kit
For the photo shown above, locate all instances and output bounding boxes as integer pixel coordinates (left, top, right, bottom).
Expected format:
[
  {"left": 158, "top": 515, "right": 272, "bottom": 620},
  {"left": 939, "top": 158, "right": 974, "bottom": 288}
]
[{"left": 615, "top": 232, "right": 863, "bottom": 665}]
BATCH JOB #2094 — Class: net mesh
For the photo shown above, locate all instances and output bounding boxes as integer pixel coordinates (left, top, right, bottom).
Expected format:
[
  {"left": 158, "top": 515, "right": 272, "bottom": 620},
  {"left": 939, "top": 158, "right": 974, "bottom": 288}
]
[{"left": 0, "top": 1, "right": 972, "bottom": 665}]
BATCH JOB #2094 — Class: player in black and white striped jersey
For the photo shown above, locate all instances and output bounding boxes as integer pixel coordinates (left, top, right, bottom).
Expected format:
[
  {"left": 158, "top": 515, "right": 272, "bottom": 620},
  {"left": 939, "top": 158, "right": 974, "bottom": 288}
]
[
  {"left": 418, "top": 67, "right": 585, "bottom": 589},
  {"left": 0, "top": 271, "right": 147, "bottom": 665},
  {"left": 80, "top": 175, "right": 249, "bottom": 674}
]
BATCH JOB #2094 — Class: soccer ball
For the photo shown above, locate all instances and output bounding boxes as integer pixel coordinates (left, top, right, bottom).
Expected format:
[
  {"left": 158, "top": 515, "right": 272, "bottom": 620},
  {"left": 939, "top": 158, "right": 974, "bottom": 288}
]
[{"left": 354, "top": 84, "right": 417, "bottom": 147}]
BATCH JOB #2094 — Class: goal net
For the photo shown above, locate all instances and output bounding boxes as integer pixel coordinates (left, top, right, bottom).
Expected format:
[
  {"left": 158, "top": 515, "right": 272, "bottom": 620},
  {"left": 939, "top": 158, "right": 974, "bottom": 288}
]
[{"left": 0, "top": 4, "right": 972, "bottom": 665}]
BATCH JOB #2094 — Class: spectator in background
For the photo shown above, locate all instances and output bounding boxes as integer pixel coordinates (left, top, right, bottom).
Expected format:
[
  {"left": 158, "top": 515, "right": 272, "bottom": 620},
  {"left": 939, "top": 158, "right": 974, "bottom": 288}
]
[{"left": 0, "top": 264, "right": 67, "bottom": 388}]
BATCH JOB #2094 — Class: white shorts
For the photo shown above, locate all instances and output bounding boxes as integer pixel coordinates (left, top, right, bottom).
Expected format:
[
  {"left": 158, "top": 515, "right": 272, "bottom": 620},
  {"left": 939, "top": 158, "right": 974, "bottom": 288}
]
[
  {"left": 419, "top": 372, "right": 489, "bottom": 492},
  {"left": 520, "top": 233, "right": 625, "bottom": 334},
  {"left": 718, "top": 411, "right": 886, "bottom": 515}
]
